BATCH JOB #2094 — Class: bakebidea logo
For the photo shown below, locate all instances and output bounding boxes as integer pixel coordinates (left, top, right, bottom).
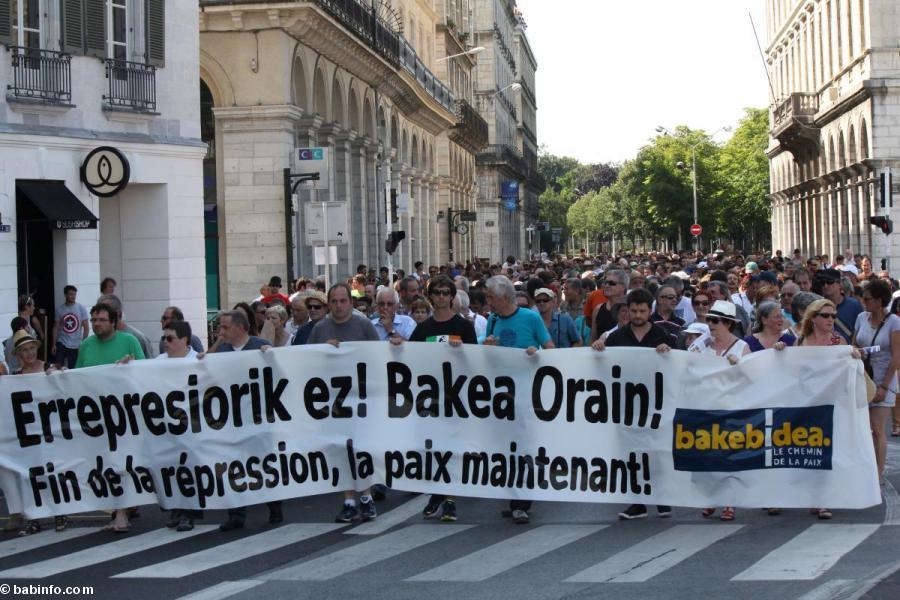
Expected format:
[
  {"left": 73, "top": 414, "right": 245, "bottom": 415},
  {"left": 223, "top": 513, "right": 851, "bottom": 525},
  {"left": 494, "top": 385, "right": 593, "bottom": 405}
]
[{"left": 672, "top": 406, "right": 833, "bottom": 472}]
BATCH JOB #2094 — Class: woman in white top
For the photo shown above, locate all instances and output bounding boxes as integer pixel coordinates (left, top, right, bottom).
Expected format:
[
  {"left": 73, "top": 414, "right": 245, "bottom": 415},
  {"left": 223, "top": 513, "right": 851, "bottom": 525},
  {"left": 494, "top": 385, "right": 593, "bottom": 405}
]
[
  {"left": 706, "top": 301, "right": 750, "bottom": 365},
  {"left": 853, "top": 279, "right": 900, "bottom": 484}
]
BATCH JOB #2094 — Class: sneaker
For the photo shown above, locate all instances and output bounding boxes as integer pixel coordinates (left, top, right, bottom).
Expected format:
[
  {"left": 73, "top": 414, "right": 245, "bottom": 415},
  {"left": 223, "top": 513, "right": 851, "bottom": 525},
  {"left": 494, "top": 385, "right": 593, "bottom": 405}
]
[
  {"left": 656, "top": 505, "right": 672, "bottom": 518},
  {"left": 440, "top": 500, "right": 458, "bottom": 522},
  {"left": 176, "top": 517, "right": 195, "bottom": 532},
  {"left": 423, "top": 497, "right": 443, "bottom": 519},
  {"left": 54, "top": 515, "right": 68, "bottom": 532},
  {"left": 166, "top": 511, "right": 180, "bottom": 529},
  {"left": 372, "top": 484, "right": 388, "bottom": 501},
  {"left": 219, "top": 517, "right": 244, "bottom": 531},
  {"left": 360, "top": 498, "right": 377, "bottom": 521},
  {"left": 336, "top": 504, "right": 359, "bottom": 523},
  {"left": 618, "top": 504, "right": 648, "bottom": 520},
  {"left": 511, "top": 509, "right": 530, "bottom": 524},
  {"left": 268, "top": 504, "right": 284, "bottom": 524},
  {"left": 17, "top": 520, "right": 41, "bottom": 537}
]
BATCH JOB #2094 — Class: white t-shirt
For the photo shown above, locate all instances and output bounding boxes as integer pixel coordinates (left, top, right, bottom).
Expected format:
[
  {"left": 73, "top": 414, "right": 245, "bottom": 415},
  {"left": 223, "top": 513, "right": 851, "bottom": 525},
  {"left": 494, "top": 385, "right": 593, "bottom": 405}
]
[
  {"left": 156, "top": 349, "right": 199, "bottom": 360},
  {"left": 717, "top": 338, "right": 749, "bottom": 361},
  {"left": 731, "top": 292, "right": 754, "bottom": 315}
]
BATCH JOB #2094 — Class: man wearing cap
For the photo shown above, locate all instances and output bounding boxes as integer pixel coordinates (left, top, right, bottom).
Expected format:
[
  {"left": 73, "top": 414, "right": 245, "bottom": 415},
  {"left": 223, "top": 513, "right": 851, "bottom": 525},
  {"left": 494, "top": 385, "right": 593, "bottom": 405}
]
[
  {"left": 291, "top": 291, "right": 328, "bottom": 345},
  {"left": 816, "top": 268, "right": 862, "bottom": 343},
  {"left": 534, "top": 288, "right": 581, "bottom": 348},
  {"left": 262, "top": 276, "right": 290, "bottom": 306},
  {"left": 591, "top": 288, "right": 672, "bottom": 520}
]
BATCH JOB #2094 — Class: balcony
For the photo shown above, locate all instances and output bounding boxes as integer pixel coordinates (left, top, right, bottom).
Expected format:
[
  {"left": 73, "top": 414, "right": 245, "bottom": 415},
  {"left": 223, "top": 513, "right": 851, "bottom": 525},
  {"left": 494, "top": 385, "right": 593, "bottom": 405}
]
[
  {"left": 398, "top": 38, "right": 454, "bottom": 112},
  {"left": 103, "top": 59, "right": 157, "bottom": 113},
  {"left": 315, "top": 0, "right": 400, "bottom": 67},
  {"left": 6, "top": 47, "right": 72, "bottom": 105},
  {"left": 450, "top": 99, "right": 489, "bottom": 153},
  {"left": 477, "top": 144, "right": 528, "bottom": 177},
  {"left": 771, "top": 92, "right": 819, "bottom": 155}
]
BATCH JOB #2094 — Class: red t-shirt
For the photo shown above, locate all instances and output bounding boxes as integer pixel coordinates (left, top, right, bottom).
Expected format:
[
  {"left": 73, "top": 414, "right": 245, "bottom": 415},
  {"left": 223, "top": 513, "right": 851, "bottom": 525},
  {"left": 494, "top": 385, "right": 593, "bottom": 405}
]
[{"left": 584, "top": 289, "right": 608, "bottom": 320}]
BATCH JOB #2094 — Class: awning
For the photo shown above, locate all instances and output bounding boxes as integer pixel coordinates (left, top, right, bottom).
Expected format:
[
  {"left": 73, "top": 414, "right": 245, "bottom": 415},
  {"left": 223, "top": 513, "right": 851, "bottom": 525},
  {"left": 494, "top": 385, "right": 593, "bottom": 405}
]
[{"left": 16, "top": 180, "right": 98, "bottom": 229}]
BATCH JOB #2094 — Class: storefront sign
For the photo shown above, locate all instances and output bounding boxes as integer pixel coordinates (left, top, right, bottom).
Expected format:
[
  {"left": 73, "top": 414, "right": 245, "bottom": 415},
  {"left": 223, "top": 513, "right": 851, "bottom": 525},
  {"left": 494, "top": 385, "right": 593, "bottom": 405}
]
[{"left": 80, "top": 147, "right": 130, "bottom": 197}]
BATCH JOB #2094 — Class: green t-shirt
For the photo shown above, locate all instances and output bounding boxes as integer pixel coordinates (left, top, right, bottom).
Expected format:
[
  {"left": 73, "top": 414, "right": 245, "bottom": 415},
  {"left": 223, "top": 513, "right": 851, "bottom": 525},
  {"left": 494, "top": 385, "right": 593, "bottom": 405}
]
[{"left": 75, "top": 331, "right": 146, "bottom": 368}]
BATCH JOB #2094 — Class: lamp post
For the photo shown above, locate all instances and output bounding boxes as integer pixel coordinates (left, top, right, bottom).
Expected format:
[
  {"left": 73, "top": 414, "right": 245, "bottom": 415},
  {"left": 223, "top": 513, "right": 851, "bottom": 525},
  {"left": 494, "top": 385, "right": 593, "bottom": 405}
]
[
  {"left": 437, "top": 46, "right": 486, "bottom": 62},
  {"left": 656, "top": 125, "right": 731, "bottom": 252}
]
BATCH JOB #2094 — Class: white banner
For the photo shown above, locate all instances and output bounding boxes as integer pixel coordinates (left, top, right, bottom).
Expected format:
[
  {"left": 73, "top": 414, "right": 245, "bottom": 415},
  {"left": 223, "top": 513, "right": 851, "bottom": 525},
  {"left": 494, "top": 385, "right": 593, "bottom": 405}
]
[{"left": 0, "top": 343, "right": 880, "bottom": 518}]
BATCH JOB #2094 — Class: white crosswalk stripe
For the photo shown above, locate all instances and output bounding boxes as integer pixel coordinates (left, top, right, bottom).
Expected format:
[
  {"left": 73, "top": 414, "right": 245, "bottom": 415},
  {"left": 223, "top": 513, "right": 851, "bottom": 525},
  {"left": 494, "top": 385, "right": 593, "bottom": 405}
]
[
  {"left": 0, "top": 527, "right": 101, "bottom": 560},
  {"left": 0, "top": 526, "right": 217, "bottom": 578},
  {"left": 345, "top": 495, "right": 430, "bottom": 536},
  {"left": 175, "top": 580, "right": 266, "bottom": 600},
  {"left": 261, "top": 523, "right": 473, "bottom": 581},
  {"left": 565, "top": 524, "right": 744, "bottom": 583},
  {"left": 732, "top": 524, "right": 880, "bottom": 581},
  {"left": 112, "top": 523, "right": 345, "bottom": 578},
  {"left": 408, "top": 524, "right": 606, "bottom": 582}
]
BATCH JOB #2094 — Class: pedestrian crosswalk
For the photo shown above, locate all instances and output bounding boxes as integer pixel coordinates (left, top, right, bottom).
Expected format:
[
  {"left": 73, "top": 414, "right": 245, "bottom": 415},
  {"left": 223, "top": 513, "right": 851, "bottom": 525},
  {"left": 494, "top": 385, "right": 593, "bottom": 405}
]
[{"left": 0, "top": 516, "right": 891, "bottom": 590}]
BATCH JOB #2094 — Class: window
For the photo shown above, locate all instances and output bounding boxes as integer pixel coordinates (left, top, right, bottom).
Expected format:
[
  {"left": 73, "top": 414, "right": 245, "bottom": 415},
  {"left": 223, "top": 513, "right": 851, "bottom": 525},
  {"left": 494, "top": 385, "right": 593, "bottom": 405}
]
[
  {"left": 12, "top": 0, "right": 43, "bottom": 49},
  {"left": 107, "top": 0, "right": 127, "bottom": 61}
]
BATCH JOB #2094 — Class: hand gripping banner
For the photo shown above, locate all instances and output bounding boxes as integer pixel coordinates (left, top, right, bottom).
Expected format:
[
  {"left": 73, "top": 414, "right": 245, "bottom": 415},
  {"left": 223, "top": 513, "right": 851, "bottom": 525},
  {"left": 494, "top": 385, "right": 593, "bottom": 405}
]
[{"left": 0, "top": 343, "right": 880, "bottom": 518}]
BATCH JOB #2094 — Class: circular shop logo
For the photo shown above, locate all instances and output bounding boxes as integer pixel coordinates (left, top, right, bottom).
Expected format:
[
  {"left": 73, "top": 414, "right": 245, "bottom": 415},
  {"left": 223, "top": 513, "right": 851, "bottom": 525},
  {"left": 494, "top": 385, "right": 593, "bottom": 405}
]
[{"left": 80, "top": 146, "right": 130, "bottom": 197}]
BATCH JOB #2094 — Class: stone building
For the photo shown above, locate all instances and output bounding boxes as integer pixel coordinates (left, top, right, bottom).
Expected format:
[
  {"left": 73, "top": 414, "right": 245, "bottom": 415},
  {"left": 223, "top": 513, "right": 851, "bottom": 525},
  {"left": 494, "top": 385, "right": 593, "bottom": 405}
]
[
  {"left": 0, "top": 0, "right": 207, "bottom": 343},
  {"left": 471, "top": 0, "right": 541, "bottom": 262},
  {"left": 766, "top": 0, "right": 900, "bottom": 265},
  {"left": 199, "top": 0, "right": 463, "bottom": 307}
]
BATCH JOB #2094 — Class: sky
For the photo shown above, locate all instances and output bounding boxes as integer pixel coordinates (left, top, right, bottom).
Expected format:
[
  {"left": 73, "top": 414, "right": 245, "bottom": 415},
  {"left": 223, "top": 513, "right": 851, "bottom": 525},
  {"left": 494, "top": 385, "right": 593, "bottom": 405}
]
[{"left": 514, "top": 0, "right": 770, "bottom": 165}]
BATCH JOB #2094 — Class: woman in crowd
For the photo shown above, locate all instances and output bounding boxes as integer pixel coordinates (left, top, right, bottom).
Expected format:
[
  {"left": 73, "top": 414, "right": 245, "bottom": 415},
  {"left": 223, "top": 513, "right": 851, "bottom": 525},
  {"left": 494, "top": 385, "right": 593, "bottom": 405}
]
[
  {"left": 17, "top": 295, "right": 44, "bottom": 344},
  {"left": 691, "top": 290, "right": 712, "bottom": 325},
  {"left": 700, "top": 301, "right": 751, "bottom": 521},
  {"left": 853, "top": 279, "right": 900, "bottom": 484},
  {"left": 744, "top": 301, "right": 796, "bottom": 352},
  {"left": 260, "top": 305, "right": 290, "bottom": 347},
  {"left": 798, "top": 298, "right": 861, "bottom": 519}
]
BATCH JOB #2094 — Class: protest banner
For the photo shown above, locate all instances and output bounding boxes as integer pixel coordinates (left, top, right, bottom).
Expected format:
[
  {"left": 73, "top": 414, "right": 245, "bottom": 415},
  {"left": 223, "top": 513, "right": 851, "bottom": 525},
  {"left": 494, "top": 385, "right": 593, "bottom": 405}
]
[{"left": 0, "top": 343, "right": 880, "bottom": 517}]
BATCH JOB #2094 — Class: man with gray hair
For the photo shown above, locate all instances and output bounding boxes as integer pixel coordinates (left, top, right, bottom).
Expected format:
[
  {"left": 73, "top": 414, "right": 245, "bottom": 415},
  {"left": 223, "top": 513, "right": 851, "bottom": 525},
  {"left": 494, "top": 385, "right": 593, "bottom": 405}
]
[
  {"left": 372, "top": 287, "right": 416, "bottom": 341},
  {"left": 663, "top": 275, "right": 695, "bottom": 324}
]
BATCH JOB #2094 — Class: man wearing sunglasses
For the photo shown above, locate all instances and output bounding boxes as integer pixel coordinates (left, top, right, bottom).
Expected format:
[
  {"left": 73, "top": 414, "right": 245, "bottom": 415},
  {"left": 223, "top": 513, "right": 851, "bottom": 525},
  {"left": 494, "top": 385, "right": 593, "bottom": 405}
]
[
  {"left": 589, "top": 269, "right": 628, "bottom": 343},
  {"left": 291, "top": 291, "right": 328, "bottom": 346},
  {"left": 392, "top": 275, "right": 478, "bottom": 523}
]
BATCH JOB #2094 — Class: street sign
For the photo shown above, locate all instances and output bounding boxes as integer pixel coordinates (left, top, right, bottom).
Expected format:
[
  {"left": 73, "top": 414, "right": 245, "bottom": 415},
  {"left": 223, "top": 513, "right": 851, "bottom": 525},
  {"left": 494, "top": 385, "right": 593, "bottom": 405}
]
[
  {"left": 690, "top": 224, "right": 703, "bottom": 236},
  {"left": 460, "top": 211, "right": 477, "bottom": 222},
  {"left": 295, "top": 147, "right": 330, "bottom": 190}
]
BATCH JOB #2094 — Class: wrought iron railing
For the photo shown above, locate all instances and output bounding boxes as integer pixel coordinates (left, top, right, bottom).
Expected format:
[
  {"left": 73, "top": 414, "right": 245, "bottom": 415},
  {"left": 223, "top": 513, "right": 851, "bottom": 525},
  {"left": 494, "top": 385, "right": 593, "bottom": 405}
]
[
  {"left": 316, "top": 0, "right": 401, "bottom": 67},
  {"left": 454, "top": 99, "right": 489, "bottom": 147},
  {"left": 7, "top": 46, "right": 72, "bottom": 104},
  {"left": 103, "top": 59, "right": 157, "bottom": 112},
  {"left": 477, "top": 144, "right": 528, "bottom": 175},
  {"left": 399, "top": 38, "right": 454, "bottom": 111}
]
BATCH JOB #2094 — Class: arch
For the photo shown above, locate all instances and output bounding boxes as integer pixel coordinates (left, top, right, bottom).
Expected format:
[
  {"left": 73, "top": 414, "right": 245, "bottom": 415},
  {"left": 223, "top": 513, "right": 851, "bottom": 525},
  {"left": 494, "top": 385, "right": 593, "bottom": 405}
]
[
  {"left": 348, "top": 87, "right": 361, "bottom": 133},
  {"left": 292, "top": 56, "right": 309, "bottom": 111},
  {"left": 401, "top": 129, "right": 410, "bottom": 164},
  {"left": 313, "top": 68, "right": 328, "bottom": 118},
  {"left": 838, "top": 131, "right": 846, "bottom": 170},
  {"left": 860, "top": 119, "right": 870, "bottom": 160},
  {"left": 390, "top": 114, "right": 399, "bottom": 151},
  {"left": 330, "top": 76, "right": 345, "bottom": 125},
  {"left": 847, "top": 124, "right": 857, "bottom": 165},
  {"left": 411, "top": 134, "right": 419, "bottom": 168},
  {"left": 827, "top": 136, "right": 836, "bottom": 173},
  {"left": 199, "top": 50, "right": 235, "bottom": 108},
  {"left": 363, "top": 96, "right": 375, "bottom": 139}
]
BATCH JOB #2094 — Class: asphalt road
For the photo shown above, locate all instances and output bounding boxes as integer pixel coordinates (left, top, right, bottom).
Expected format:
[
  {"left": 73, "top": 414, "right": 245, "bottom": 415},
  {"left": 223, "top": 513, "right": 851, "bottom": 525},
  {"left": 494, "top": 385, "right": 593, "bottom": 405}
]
[{"left": 1, "top": 441, "right": 900, "bottom": 600}]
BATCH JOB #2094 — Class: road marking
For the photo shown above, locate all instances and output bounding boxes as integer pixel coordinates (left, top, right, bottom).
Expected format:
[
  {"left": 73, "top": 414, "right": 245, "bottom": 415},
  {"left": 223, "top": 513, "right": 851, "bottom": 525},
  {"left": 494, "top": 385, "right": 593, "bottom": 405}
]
[
  {"left": 565, "top": 524, "right": 743, "bottom": 583},
  {"left": 112, "top": 523, "right": 344, "bottom": 578},
  {"left": 345, "top": 495, "right": 430, "bottom": 536},
  {"left": 175, "top": 580, "right": 265, "bottom": 600},
  {"left": 262, "top": 523, "right": 473, "bottom": 581},
  {"left": 0, "top": 525, "right": 217, "bottom": 578},
  {"left": 732, "top": 524, "right": 879, "bottom": 581},
  {"left": 883, "top": 479, "right": 900, "bottom": 525},
  {"left": 0, "top": 527, "right": 100, "bottom": 560},
  {"left": 796, "top": 579, "right": 858, "bottom": 600},
  {"left": 408, "top": 524, "right": 605, "bottom": 582}
]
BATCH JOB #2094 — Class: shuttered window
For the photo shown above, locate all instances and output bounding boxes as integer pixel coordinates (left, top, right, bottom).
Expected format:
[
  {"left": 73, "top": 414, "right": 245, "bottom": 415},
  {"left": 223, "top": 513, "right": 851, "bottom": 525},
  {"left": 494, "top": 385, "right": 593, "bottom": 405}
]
[
  {"left": 144, "top": 0, "right": 163, "bottom": 66},
  {"left": 83, "top": 0, "right": 105, "bottom": 57},
  {"left": 0, "top": 0, "right": 10, "bottom": 47},
  {"left": 60, "top": 0, "right": 83, "bottom": 55}
]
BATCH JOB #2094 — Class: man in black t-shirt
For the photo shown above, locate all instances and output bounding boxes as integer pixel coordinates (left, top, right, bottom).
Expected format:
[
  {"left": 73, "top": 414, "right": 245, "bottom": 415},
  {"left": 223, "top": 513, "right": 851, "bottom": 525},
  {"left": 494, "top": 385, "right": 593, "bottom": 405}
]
[
  {"left": 397, "top": 275, "right": 475, "bottom": 521},
  {"left": 592, "top": 288, "right": 673, "bottom": 521}
]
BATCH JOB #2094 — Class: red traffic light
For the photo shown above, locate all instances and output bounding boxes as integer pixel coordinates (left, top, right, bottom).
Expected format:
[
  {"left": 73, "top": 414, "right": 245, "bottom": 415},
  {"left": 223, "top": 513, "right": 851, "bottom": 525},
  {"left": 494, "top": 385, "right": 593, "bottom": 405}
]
[{"left": 869, "top": 215, "right": 893, "bottom": 235}]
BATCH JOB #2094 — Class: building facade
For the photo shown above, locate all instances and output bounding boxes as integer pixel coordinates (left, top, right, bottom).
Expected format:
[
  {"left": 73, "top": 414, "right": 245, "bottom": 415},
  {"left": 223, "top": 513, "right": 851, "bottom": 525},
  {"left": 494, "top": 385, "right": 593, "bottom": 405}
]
[
  {"left": 199, "top": 0, "right": 466, "bottom": 307},
  {"left": 472, "top": 0, "right": 541, "bottom": 262},
  {"left": 766, "top": 0, "right": 900, "bottom": 266},
  {"left": 0, "top": 0, "right": 207, "bottom": 342}
]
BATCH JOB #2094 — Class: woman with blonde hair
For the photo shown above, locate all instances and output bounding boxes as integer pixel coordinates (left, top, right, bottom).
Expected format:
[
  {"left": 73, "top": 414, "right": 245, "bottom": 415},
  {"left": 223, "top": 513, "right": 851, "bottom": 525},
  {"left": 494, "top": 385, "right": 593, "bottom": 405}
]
[{"left": 260, "top": 305, "right": 290, "bottom": 347}]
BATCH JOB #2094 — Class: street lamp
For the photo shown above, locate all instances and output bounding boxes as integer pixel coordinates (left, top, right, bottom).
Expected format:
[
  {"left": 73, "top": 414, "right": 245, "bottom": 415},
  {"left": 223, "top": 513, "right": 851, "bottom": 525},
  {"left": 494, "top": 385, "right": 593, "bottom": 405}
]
[
  {"left": 437, "top": 46, "right": 486, "bottom": 61},
  {"left": 656, "top": 125, "right": 732, "bottom": 252},
  {"left": 492, "top": 82, "right": 522, "bottom": 96}
]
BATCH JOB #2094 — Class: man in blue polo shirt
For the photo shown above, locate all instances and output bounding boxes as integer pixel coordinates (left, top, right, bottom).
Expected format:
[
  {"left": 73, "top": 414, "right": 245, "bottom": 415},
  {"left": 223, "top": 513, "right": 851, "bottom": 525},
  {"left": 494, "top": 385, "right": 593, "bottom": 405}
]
[{"left": 816, "top": 268, "right": 861, "bottom": 342}]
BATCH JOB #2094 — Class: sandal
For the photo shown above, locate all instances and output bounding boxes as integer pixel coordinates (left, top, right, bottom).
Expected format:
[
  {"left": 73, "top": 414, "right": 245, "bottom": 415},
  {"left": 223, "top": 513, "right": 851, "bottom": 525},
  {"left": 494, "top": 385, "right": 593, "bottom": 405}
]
[
  {"left": 54, "top": 515, "right": 68, "bottom": 532},
  {"left": 767, "top": 508, "right": 781, "bottom": 516},
  {"left": 720, "top": 507, "right": 735, "bottom": 521},
  {"left": 817, "top": 508, "right": 832, "bottom": 520},
  {"left": 17, "top": 520, "right": 41, "bottom": 536},
  {"left": 102, "top": 520, "right": 130, "bottom": 533},
  {"left": 701, "top": 507, "right": 716, "bottom": 518}
]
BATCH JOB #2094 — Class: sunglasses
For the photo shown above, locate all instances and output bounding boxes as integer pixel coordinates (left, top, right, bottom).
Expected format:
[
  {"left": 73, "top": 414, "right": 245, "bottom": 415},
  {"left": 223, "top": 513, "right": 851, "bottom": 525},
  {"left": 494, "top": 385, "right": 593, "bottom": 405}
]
[
  {"left": 307, "top": 304, "right": 323, "bottom": 310},
  {"left": 535, "top": 298, "right": 553, "bottom": 304},
  {"left": 692, "top": 300, "right": 709, "bottom": 307},
  {"left": 602, "top": 280, "right": 620, "bottom": 286},
  {"left": 706, "top": 317, "right": 725, "bottom": 325},
  {"left": 816, "top": 312, "right": 836, "bottom": 319},
  {"left": 164, "top": 335, "right": 181, "bottom": 343},
  {"left": 430, "top": 289, "right": 453, "bottom": 296},
  {"left": 658, "top": 295, "right": 676, "bottom": 300}
]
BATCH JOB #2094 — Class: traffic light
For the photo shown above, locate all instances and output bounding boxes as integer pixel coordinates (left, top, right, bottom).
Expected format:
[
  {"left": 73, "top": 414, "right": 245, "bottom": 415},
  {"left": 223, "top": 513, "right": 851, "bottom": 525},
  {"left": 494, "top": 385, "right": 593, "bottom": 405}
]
[
  {"left": 385, "top": 230, "right": 406, "bottom": 254},
  {"left": 869, "top": 215, "right": 893, "bottom": 235}
]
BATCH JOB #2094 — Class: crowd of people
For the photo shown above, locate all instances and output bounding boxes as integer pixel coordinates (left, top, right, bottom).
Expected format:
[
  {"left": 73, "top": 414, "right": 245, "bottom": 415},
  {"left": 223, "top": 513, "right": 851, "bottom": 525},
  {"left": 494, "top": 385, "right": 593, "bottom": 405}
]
[{"left": 1, "top": 246, "right": 895, "bottom": 532}]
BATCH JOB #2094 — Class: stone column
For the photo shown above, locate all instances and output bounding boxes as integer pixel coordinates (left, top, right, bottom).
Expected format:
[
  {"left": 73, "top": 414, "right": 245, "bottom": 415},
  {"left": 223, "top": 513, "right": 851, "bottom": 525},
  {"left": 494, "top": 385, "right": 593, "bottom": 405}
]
[
  {"left": 351, "top": 138, "right": 370, "bottom": 268},
  {"left": 215, "top": 105, "right": 303, "bottom": 307},
  {"left": 430, "top": 178, "right": 441, "bottom": 266}
]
